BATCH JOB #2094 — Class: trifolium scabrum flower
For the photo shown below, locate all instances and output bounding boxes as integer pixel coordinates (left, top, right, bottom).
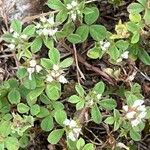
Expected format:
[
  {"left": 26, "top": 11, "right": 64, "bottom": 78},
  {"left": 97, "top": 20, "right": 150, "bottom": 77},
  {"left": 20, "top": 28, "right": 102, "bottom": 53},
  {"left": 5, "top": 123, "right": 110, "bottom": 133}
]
[
  {"left": 46, "top": 64, "right": 68, "bottom": 84},
  {"left": 123, "top": 99, "right": 147, "bottom": 127},
  {"left": 99, "top": 40, "right": 110, "bottom": 51},
  {"left": 63, "top": 118, "right": 81, "bottom": 141},
  {"left": 35, "top": 15, "right": 58, "bottom": 37},
  {"left": 27, "top": 60, "right": 42, "bottom": 80}
]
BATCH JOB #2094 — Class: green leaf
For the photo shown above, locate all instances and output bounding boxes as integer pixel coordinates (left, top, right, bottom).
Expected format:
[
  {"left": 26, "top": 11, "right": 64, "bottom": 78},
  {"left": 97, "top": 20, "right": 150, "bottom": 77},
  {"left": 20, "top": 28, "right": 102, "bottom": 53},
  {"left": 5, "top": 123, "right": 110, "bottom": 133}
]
[
  {"left": 127, "top": 3, "right": 144, "bottom": 14},
  {"left": 37, "top": 107, "right": 50, "bottom": 118},
  {"left": 91, "top": 104, "right": 102, "bottom": 124},
  {"left": 17, "top": 103, "right": 30, "bottom": 114},
  {"left": 75, "top": 84, "right": 85, "bottom": 97},
  {"left": 109, "top": 45, "right": 120, "bottom": 60},
  {"left": 5, "top": 137, "right": 19, "bottom": 150},
  {"left": 56, "top": 10, "right": 68, "bottom": 23},
  {"left": 76, "top": 138, "right": 85, "bottom": 150},
  {"left": 30, "top": 104, "right": 40, "bottom": 116},
  {"left": 47, "top": 0, "right": 65, "bottom": 10},
  {"left": 76, "top": 100, "right": 85, "bottom": 110},
  {"left": 31, "top": 37, "right": 43, "bottom": 53},
  {"left": 46, "top": 84, "right": 60, "bottom": 101},
  {"left": 16, "top": 68, "right": 27, "bottom": 79},
  {"left": 131, "top": 32, "right": 140, "bottom": 44},
  {"left": 48, "top": 48, "right": 60, "bottom": 64},
  {"left": 129, "top": 13, "right": 141, "bottom": 22},
  {"left": 8, "top": 89, "right": 21, "bottom": 104},
  {"left": 41, "top": 116, "right": 54, "bottom": 131},
  {"left": 60, "top": 57, "right": 74, "bottom": 68},
  {"left": 54, "top": 110, "right": 67, "bottom": 125},
  {"left": 10, "top": 20, "right": 22, "bottom": 33},
  {"left": 27, "top": 87, "right": 44, "bottom": 101},
  {"left": 93, "top": 81, "right": 105, "bottom": 94},
  {"left": 137, "top": 0, "right": 147, "bottom": 6},
  {"left": 144, "top": 8, "right": 150, "bottom": 25},
  {"left": 22, "top": 24, "right": 35, "bottom": 36},
  {"left": 104, "top": 116, "right": 114, "bottom": 125},
  {"left": 76, "top": 25, "right": 89, "bottom": 42},
  {"left": 41, "top": 58, "right": 53, "bottom": 69},
  {"left": 130, "top": 129, "right": 141, "bottom": 141},
  {"left": 23, "top": 77, "right": 36, "bottom": 90},
  {"left": 87, "top": 47, "right": 100, "bottom": 59},
  {"left": 0, "top": 121, "right": 11, "bottom": 137},
  {"left": 84, "top": 7, "right": 99, "bottom": 25},
  {"left": 19, "top": 135, "right": 29, "bottom": 148},
  {"left": 83, "top": 143, "right": 94, "bottom": 150},
  {"left": 90, "top": 25, "right": 107, "bottom": 41},
  {"left": 115, "top": 40, "right": 129, "bottom": 51},
  {"left": 67, "top": 34, "right": 82, "bottom": 44},
  {"left": 52, "top": 101, "right": 64, "bottom": 110},
  {"left": 138, "top": 49, "right": 150, "bottom": 65},
  {"left": 43, "top": 37, "right": 54, "bottom": 49},
  {"left": 127, "top": 22, "right": 139, "bottom": 33},
  {"left": 0, "top": 142, "right": 4, "bottom": 150},
  {"left": 48, "top": 129, "right": 64, "bottom": 144},
  {"left": 2, "top": 33, "right": 14, "bottom": 43},
  {"left": 99, "top": 99, "right": 117, "bottom": 110},
  {"left": 68, "top": 95, "right": 82, "bottom": 104}
]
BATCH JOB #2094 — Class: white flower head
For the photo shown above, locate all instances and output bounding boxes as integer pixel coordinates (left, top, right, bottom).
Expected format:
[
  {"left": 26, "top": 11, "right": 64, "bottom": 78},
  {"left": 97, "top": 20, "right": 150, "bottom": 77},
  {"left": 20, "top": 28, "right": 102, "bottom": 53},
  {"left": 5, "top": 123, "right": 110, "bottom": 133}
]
[
  {"left": 73, "top": 127, "right": 81, "bottom": 134},
  {"left": 58, "top": 75, "right": 68, "bottom": 84},
  {"left": 100, "top": 40, "right": 110, "bottom": 51},
  {"left": 123, "top": 99, "right": 147, "bottom": 127},
  {"left": 123, "top": 105, "right": 128, "bottom": 112},
  {"left": 46, "top": 75, "right": 54, "bottom": 82},
  {"left": 40, "top": 16, "right": 47, "bottom": 23},
  {"left": 71, "top": 13, "right": 77, "bottom": 21},
  {"left": 29, "top": 60, "right": 37, "bottom": 67},
  {"left": 97, "top": 94, "right": 102, "bottom": 99},
  {"left": 68, "top": 132, "right": 76, "bottom": 141},
  {"left": 137, "top": 105, "right": 146, "bottom": 112},
  {"left": 117, "top": 142, "right": 129, "bottom": 150},
  {"left": 8, "top": 44, "right": 15, "bottom": 50},
  {"left": 36, "top": 23, "right": 41, "bottom": 29},
  {"left": 63, "top": 119, "right": 70, "bottom": 126},
  {"left": 27, "top": 68, "right": 35, "bottom": 80},
  {"left": 116, "top": 58, "right": 122, "bottom": 63},
  {"left": 121, "top": 51, "right": 129, "bottom": 59},
  {"left": 133, "top": 100, "right": 144, "bottom": 108},
  {"left": 42, "top": 28, "right": 49, "bottom": 36},
  {"left": 67, "top": 4, "right": 73, "bottom": 10},
  {"left": 69, "top": 120, "right": 77, "bottom": 128},
  {"left": 35, "top": 65, "right": 42, "bottom": 73},
  {"left": 71, "top": 1, "right": 78, "bottom": 7},
  {"left": 53, "top": 64, "right": 59, "bottom": 71},
  {"left": 21, "top": 34, "right": 28, "bottom": 40},
  {"left": 131, "top": 118, "right": 141, "bottom": 127},
  {"left": 125, "top": 111, "right": 136, "bottom": 119},
  {"left": 47, "top": 17, "right": 55, "bottom": 25},
  {"left": 138, "top": 111, "right": 147, "bottom": 119},
  {"left": 48, "top": 28, "right": 58, "bottom": 36},
  {"left": 13, "top": 32, "right": 19, "bottom": 38}
]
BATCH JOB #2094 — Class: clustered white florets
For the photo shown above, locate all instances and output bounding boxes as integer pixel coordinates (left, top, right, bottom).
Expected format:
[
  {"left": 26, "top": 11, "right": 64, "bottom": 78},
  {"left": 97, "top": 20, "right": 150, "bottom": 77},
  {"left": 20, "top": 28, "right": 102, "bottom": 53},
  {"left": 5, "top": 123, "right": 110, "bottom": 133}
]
[
  {"left": 36, "top": 16, "right": 58, "bottom": 37},
  {"left": 116, "top": 51, "right": 129, "bottom": 63},
  {"left": 99, "top": 40, "right": 110, "bottom": 51},
  {"left": 27, "top": 60, "right": 42, "bottom": 80},
  {"left": 46, "top": 64, "right": 68, "bottom": 84},
  {"left": 123, "top": 99, "right": 147, "bottom": 127},
  {"left": 66, "top": 1, "right": 80, "bottom": 21},
  {"left": 86, "top": 92, "right": 102, "bottom": 107},
  {"left": 63, "top": 119, "right": 81, "bottom": 141},
  {"left": 7, "top": 30, "right": 28, "bottom": 50}
]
